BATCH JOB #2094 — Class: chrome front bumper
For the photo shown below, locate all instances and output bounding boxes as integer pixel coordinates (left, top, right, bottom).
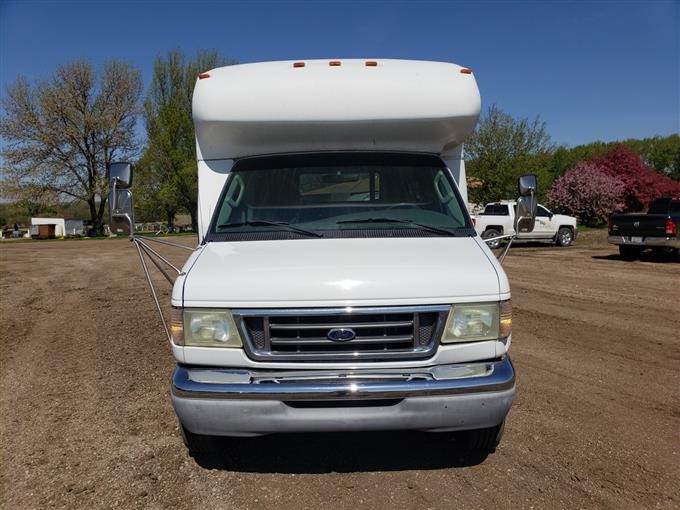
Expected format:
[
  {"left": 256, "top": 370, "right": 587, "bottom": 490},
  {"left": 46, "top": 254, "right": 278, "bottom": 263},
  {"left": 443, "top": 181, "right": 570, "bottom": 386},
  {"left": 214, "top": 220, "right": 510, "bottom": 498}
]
[
  {"left": 171, "top": 357, "right": 516, "bottom": 436},
  {"left": 608, "top": 235, "right": 680, "bottom": 248}
]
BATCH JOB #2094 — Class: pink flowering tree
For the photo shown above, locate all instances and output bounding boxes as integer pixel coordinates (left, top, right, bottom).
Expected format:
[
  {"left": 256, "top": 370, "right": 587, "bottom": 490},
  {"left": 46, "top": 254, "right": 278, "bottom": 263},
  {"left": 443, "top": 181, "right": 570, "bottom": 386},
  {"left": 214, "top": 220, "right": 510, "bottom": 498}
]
[
  {"left": 593, "top": 146, "right": 680, "bottom": 210},
  {"left": 546, "top": 162, "right": 625, "bottom": 225}
]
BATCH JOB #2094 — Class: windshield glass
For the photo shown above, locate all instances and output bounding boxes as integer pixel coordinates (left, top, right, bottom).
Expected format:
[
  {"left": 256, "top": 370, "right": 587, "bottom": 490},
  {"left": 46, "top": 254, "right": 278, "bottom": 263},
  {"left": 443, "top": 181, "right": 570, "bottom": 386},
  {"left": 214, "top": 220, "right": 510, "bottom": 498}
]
[{"left": 208, "top": 153, "right": 473, "bottom": 241}]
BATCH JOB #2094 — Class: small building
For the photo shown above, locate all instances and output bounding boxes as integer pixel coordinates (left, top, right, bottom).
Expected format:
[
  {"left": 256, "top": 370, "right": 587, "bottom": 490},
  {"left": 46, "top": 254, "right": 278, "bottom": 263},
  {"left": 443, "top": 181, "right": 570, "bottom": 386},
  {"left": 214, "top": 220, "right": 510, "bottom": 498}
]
[
  {"left": 31, "top": 218, "right": 65, "bottom": 238},
  {"left": 29, "top": 218, "right": 85, "bottom": 238},
  {"left": 65, "top": 219, "right": 85, "bottom": 236}
]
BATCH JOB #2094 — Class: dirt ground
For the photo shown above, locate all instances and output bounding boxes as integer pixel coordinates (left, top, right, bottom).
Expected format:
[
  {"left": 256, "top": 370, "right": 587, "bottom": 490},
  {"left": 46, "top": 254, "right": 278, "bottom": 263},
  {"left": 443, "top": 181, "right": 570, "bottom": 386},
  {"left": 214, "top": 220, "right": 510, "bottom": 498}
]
[{"left": 1, "top": 232, "right": 678, "bottom": 509}]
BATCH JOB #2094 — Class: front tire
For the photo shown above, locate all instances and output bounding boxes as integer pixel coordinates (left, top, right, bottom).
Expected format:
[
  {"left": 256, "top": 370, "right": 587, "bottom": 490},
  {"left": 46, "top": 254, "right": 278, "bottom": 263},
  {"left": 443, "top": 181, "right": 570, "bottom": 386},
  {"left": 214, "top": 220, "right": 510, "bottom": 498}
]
[
  {"left": 555, "top": 227, "right": 574, "bottom": 247},
  {"left": 180, "top": 424, "right": 219, "bottom": 456},
  {"left": 619, "top": 245, "right": 640, "bottom": 261},
  {"left": 437, "top": 420, "right": 506, "bottom": 454},
  {"left": 482, "top": 229, "right": 502, "bottom": 249},
  {"left": 463, "top": 420, "right": 505, "bottom": 453}
]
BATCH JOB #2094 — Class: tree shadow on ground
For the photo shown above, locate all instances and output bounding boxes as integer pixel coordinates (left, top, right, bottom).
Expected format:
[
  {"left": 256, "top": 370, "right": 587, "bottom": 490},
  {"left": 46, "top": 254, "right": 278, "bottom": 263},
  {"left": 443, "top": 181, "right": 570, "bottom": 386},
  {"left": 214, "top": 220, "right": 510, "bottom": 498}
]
[{"left": 191, "top": 431, "right": 490, "bottom": 473}]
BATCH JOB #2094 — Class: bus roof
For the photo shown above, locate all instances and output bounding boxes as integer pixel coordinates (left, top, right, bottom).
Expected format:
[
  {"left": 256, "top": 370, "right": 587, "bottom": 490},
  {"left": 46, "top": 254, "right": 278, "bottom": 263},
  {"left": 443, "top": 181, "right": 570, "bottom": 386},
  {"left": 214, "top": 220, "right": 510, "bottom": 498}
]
[{"left": 192, "top": 59, "right": 481, "bottom": 160}]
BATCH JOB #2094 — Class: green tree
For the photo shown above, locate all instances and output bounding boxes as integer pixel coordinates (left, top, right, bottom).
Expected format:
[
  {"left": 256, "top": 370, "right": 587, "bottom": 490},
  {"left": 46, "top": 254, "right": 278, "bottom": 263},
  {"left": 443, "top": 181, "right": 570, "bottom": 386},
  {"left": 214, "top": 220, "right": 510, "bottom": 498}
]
[
  {"left": 465, "top": 105, "right": 554, "bottom": 205},
  {"left": 624, "top": 135, "right": 680, "bottom": 181},
  {"left": 0, "top": 61, "right": 142, "bottom": 234},
  {"left": 139, "top": 49, "right": 233, "bottom": 230}
]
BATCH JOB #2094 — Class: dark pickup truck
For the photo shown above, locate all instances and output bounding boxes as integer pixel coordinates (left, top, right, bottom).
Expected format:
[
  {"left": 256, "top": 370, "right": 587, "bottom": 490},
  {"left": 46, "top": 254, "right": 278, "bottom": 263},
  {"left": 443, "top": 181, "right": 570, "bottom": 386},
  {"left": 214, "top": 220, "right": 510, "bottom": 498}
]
[{"left": 608, "top": 197, "right": 680, "bottom": 260}]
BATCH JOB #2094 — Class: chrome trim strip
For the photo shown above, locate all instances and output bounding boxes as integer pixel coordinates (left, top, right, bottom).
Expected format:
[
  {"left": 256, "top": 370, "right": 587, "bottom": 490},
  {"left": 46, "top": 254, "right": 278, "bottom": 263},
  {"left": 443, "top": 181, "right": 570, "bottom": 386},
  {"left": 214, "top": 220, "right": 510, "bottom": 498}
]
[
  {"left": 233, "top": 305, "right": 451, "bottom": 316},
  {"left": 270, "top": 335, "right": 414, "bottom": 345},
  {"left": 171, "top": 357, "right": 515, "bottom": 401},
  {"left": 269, "top": 320, "right": 414, "bottom": 330},
  {"left": 608, "top": 235, "right": 679, "bottom": 248}
]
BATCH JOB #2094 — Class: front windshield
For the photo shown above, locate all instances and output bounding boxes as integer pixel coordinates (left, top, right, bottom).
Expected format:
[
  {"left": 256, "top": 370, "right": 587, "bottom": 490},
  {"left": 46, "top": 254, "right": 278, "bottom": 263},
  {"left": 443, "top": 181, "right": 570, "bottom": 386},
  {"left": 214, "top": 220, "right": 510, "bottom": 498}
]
[{"left": 208, "top": 152, "right": 473, "bottom": 241}]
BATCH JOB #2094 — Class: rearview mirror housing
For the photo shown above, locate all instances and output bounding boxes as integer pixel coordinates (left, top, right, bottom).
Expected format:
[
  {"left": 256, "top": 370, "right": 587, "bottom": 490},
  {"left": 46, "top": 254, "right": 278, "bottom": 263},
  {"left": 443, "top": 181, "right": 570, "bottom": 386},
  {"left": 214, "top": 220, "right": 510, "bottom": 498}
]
[
  {"left": 107, "top": 162, "right": 133, "bottom": 189},
  {"left": 108, "top": 161, "right": 135, "bottom": 235},
  {"left": 518, "top": 174, "right": 537, "bottom": 197},
  {"left": 515, "top": 174, "right": 537, "bottom": 233}
]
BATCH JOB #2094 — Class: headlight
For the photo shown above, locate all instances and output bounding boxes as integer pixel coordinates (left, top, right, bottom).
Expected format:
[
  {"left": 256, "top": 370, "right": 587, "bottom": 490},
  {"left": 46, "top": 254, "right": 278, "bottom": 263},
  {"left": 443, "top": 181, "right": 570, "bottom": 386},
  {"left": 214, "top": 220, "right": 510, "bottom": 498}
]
[
  {"left": 171, "top": 308, "right": 242, "bottom": 348},
  {"left": 441, "top": 301, "right": 511, "bottom": 343}
]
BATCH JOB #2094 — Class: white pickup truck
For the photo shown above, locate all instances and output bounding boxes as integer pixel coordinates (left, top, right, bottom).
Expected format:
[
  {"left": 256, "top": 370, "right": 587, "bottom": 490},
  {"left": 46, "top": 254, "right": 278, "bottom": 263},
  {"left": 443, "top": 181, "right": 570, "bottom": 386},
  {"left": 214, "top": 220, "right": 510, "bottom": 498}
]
[
  {"left": 108, "top": 59, "right": 539, "bottom": 457},
  {"left": 474, "top": 201, "right": 577, "bottom": 248}
]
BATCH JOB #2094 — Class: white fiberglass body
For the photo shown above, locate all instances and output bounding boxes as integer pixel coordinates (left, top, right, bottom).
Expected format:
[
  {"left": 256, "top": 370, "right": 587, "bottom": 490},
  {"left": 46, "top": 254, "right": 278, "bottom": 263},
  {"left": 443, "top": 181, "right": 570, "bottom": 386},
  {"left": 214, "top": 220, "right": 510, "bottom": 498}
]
[
  {"left": 168, "top": 60, "right": 517, "bottom": 445},
  {"left": 175, "top": 236, "right": 509, "bottom": 308},
  {"left": 192, "top": 59, "right": 481, "bottom": 240}
]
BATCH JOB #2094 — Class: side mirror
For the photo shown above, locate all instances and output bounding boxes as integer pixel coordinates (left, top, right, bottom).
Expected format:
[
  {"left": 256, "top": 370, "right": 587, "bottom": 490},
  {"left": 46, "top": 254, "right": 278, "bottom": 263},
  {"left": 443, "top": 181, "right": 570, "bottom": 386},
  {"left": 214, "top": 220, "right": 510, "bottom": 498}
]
[
  {"left": 107, "top": 162, "right": 133, "bottom": 189},
  {"left": 518, "top": 174, "right": 537, "bottom": 197},
  {"left": 108, "top": 162, "right": 135, "bottom": 235},
  {"left": 515, "top": 174, "right": 537, "bottom": 233}
]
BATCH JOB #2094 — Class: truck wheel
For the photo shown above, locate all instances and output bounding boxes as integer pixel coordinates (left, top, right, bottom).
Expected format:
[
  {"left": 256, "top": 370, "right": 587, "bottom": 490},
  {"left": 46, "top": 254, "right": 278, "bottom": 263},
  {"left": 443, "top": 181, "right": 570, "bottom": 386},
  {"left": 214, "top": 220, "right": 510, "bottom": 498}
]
[
  {"left": 180, "top": 424, "right": 219, "bottom": 456},
  {"left": 619, "top": 245, "right": 640, "bottom": 261},
  {"left": 555, "top": 227, "right": 573, "bottom": 247},
  {"left": 439, "top": 420, "right": 506, "bottom": 454},
  {"left": 464, "top": 420, "right": 505, "bottom": 453},
  {"left": 482, "top": 229, "right": 502, "bottom": 249}
]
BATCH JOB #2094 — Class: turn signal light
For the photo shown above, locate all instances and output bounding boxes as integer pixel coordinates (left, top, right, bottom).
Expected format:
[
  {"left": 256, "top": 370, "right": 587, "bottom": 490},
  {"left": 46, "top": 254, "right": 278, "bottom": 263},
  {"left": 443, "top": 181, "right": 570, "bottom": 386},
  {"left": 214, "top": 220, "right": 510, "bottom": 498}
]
[
  {"left": 666, "top": 218, "right": 677, "bottom": 236},
  {"left": 500, "top": 300, "right": 512, "bottom": 338},
  {"left": 171, "top": 308, "right": 184, "bottom": 345}
]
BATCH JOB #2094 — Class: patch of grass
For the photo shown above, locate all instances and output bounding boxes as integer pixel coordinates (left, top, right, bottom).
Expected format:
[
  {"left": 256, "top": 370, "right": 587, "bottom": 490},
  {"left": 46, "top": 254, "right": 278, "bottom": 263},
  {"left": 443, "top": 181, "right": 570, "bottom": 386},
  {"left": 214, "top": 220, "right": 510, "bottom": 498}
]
[{"left": 577, "top": 224, "right": 608, "bottom": 233}]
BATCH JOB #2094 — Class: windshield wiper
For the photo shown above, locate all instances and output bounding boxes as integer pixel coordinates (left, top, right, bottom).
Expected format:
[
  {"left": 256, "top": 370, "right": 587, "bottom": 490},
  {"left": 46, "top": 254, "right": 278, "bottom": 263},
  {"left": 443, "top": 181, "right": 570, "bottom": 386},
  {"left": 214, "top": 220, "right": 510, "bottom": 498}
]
[
  {"left": 336, "top": 217, "right": 454, "bottom": 236},
  {"left": 217, "top": 220, "right": 323, "bottom": 238}
]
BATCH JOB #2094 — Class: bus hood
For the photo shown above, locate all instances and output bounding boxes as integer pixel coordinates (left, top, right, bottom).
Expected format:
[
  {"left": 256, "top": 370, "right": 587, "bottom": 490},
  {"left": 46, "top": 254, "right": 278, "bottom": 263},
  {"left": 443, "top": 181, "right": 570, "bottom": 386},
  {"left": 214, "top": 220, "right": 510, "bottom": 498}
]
[{"left": 179, "top": 237, "right": 507, "bottom": 308}]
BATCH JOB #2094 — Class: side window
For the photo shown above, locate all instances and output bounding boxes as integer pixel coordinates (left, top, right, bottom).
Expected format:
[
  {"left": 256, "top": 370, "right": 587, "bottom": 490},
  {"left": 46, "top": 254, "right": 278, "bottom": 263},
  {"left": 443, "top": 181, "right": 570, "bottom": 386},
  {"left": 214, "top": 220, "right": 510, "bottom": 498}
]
[
  {"left": 536, "top": 206, "right": 550, "bottom": 217},
  {"left": 483, "top": 204, "right": 509, "bottom": 215}
]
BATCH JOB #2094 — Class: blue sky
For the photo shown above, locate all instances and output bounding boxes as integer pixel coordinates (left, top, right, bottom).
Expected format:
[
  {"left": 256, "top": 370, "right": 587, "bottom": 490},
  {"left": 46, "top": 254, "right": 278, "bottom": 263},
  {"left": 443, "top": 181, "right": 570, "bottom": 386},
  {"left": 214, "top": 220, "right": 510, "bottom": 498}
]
[{"left": 1, "top": 0, "right": 678, "bottom": 147}]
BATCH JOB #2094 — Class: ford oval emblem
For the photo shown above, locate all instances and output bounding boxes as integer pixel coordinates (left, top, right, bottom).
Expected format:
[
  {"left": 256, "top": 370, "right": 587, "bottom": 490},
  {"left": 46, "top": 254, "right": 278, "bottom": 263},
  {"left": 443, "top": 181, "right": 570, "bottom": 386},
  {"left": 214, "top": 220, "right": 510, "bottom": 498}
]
[{"left": 327, "top": 328, "right": 356, "bottom": 342}]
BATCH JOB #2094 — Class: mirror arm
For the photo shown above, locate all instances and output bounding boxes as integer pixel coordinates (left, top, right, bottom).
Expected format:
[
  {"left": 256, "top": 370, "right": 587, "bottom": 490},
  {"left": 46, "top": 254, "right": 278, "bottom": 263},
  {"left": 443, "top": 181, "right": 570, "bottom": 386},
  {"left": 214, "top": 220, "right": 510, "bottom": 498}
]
[
  {"left": 135, "top": 234, "right": 196, "bottom": 252},
  {"left": 481, "top": 233, "right": 516, "bottom": 265},
  {"left": 133, "top": 239, "right": 171, "bottom": 343},
  {"left": 135, "top": 241, "right": 180, "bottom": 285},
  {"left": 110, "top": 177, "right": 118, "bottom": 212},
  {"left": 134, "top": 238, "right": 182, "bottom": 275},
  {"left": 498, "top": 236, "right": 515, "bottom": 264}
]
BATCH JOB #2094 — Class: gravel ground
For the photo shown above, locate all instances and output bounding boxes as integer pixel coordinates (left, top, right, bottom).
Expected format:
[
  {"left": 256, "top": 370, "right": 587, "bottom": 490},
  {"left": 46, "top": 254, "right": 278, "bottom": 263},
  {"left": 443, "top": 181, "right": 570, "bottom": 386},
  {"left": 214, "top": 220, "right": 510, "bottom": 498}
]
[{"left": 1, "top": 232, "right": 678, "bottom": 509}]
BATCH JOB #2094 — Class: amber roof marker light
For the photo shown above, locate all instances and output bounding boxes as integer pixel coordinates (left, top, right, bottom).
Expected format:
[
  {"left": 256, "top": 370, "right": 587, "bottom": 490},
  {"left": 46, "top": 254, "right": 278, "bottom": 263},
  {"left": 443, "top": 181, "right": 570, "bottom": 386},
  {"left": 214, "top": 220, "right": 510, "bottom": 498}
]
[
  {"left": 365, "top": 61, "right": 378, "bottom": 67},
  {"left": 293, "top": 62, "right": 305, "bottom": 68},
  {"left": 460, "top": 68, "right": 473, "bottom": 74},
  {"left": 198, "top": 73, "right": 211, "bottom": 79},
  {"left": 329, "top": 61, "right": 342, "bottom": 66}
]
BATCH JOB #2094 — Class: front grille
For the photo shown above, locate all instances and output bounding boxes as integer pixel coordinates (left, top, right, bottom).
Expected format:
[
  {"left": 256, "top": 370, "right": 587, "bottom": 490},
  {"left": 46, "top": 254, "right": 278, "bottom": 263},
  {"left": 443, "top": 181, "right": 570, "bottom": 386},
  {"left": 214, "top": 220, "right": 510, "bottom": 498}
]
[{"left": 234, "top": 306, "right": 449, "bottom": 362}]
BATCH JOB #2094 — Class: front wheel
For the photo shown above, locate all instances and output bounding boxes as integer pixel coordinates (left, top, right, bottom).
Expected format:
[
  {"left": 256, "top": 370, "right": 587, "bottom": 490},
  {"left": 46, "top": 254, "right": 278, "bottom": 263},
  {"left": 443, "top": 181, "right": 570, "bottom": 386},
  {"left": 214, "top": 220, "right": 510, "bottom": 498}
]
[
  {"left": 619, "top": 245, "right": 640, "bottom": 261},
  {"left": 555, "top": 227, "right": 574, "bottom": 247},
  {"left": 482, "top": 229, "right": 502, "bottom": 249},
  {"left": 179, "top": 424, "right": 219, "bottom": 456},
  {"left": 462, "top": 420, "right": 505, "bottom": 453},
  {"left": 436, "top": 420, "right": 506, "bottom": 454}
]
